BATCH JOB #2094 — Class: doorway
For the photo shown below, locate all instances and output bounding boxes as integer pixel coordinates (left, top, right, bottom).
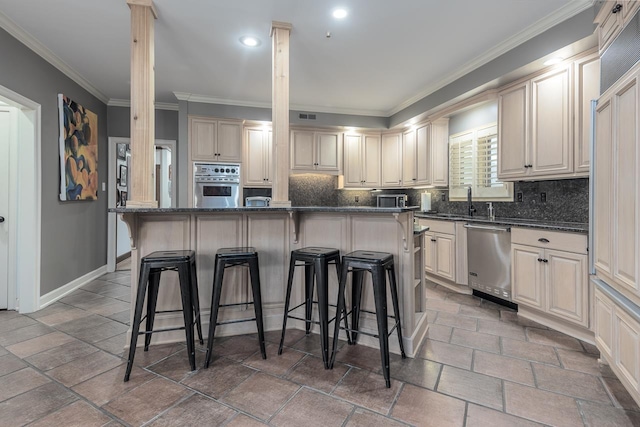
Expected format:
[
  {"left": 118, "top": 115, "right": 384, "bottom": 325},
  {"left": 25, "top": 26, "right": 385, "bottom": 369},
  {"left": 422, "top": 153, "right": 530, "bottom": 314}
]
[
  {"left": 106, "top": 137, "right": 176, "bottom": 272},
  {"left": 0, "top": 86, "right": 41, "bottom": 313}
]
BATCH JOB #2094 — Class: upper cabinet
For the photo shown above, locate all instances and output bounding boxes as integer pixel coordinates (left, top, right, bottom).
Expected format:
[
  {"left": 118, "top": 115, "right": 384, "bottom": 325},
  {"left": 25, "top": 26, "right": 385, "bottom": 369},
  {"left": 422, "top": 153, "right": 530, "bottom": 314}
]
[
  {"left": 430, "top": 119, "right": 450, "bottom": 187},
  {"left": 381, "top": 132, "right": 403, "bottom": 187},
  {"left": 498, "top": 51, "right": 599, "bottom": 181},
  {"left": 243, "top": 125, "right": 272, "bottom": 187},
  {"left": 290, "top": 129, "right": 342, "bottom": 174},
  {"left": 343, "top": 132, "right": 381, "bottom": 188},
  {"left": 188, "top": 116, "right": 242, "bottom": 163},
  {"left": 595, "top": 1, "right": 640, "bottom": 53}
]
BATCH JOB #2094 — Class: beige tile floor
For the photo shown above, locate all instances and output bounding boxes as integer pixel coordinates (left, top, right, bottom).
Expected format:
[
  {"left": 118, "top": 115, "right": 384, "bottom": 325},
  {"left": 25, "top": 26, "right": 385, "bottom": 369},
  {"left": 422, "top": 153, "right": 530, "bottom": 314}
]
[{"left": 1, "top": 266, "right": 640, "bottom": 426}]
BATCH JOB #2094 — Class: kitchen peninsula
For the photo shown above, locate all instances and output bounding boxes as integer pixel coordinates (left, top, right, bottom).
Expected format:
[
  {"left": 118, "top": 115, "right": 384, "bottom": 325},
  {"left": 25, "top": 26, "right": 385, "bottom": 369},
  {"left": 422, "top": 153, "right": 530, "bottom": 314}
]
[{"left": 116, "top": 206, "right": 428, "bottom": 356}]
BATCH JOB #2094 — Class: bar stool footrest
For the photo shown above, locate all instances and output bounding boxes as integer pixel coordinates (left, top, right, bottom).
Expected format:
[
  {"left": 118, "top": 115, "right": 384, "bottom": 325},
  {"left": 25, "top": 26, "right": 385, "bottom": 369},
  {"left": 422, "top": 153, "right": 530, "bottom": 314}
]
[{"left": 216, "top": 317, "right": 257, "bottom": 326}]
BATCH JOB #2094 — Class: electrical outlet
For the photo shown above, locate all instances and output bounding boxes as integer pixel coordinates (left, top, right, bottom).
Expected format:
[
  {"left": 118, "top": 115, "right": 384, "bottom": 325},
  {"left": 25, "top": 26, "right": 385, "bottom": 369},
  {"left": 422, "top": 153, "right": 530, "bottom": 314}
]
[
  {"left": 516, "top": 192, "right": 523, "bottom": 202},
  {"left": 541, "top": 192, "right": 547, "bottom": 203},
  {"left": 441, "top": 193, "right": 446, "bottom": 202},
  {"left": 354, "top": 196, "right": 359, "bottom": 203}
]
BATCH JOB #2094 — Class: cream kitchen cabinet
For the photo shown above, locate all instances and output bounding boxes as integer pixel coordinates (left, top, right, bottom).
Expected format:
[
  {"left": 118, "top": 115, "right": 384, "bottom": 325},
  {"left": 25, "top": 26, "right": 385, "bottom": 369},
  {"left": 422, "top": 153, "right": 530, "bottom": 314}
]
[
  {"left": 498, "top": 65, "right": 573, "bottom": 180},
  {"left": 188, "top": 116, "right": 242, "bottom": 163},
  {"left": 381, "top": 132, "right": 403, "bottom": 187},
  {"left": 595, "top": 1, "right": 640, "bottom": 54},
  {"left": 243, "top": 125, "right": 272, "bottom": 187},
  {"left": 290, "top": 129, "right": 341, "bottom": 173},
  {"left": 511, "top": 228, "right": 589, "bottom": 328},
  {"left": 574, "top": 52, "right": 600, "bottom": 173},
  {"left": 401, "top": 120, "right": 449, "bottom": 187},
  {"left": 594, "top": 61, "right": 640, "bottom": 302},
  {"left": 418, "top": 219, "right": 456, "bottom": 282},
  {"left": 429, "top": 119, "right": 450, "bottom": 187},
  {"left": 342, "top": 132, "right": 381, "bottom": 187}
]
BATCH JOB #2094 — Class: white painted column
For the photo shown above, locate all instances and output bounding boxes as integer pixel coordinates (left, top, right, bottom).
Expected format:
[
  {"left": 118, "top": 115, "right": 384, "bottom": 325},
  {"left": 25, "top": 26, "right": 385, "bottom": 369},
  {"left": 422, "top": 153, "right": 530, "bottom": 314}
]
[{"left": 270, "top": 21, "right": 293, "bottom": 207}]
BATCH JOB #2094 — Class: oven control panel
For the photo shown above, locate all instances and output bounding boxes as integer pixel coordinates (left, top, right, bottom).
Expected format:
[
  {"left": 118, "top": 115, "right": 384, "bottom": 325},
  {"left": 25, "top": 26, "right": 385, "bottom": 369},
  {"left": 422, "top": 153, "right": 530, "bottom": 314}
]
[{"left": 194, "top": 162, "right": 240, "bottom": 181}]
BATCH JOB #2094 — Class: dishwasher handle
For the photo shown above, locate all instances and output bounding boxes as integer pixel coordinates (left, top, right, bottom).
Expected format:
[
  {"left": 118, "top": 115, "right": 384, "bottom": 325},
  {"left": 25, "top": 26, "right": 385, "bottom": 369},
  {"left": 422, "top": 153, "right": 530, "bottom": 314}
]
[{"left": 463, "top": 224, "right": 511, "bottom": 232}]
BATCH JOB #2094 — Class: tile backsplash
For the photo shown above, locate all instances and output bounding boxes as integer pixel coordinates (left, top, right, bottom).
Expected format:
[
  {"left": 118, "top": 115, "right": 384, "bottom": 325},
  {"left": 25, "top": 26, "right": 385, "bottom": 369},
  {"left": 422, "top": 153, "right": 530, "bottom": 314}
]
[{"left": 289, "top": 174, "right": 589, "bottom": 223}]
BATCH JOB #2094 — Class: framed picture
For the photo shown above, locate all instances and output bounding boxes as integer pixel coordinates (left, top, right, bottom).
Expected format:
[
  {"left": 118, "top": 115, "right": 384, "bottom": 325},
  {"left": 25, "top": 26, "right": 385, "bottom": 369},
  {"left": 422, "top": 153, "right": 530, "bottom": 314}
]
[
  {"left": 119, "top": 165, "right": 128, "bottom": 187},
  {"left": 121, "top": 191, "right": 127, "bottom": 207},
  {"left": 58, "top": 93, "right": 98, "bottom": 201},
  {"left": 117, "top": 143, "right": 127, "bottom": 160}
]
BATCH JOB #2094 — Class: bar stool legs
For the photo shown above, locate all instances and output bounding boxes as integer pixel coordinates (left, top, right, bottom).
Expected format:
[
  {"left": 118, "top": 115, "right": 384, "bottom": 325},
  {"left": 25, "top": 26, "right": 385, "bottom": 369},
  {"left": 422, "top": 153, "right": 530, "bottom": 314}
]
[
  {"left": 125, "top": 250, "right": 202, "bottom": 382},
  {"left": 204, "top": 247, "right": 266, "bottom": 369}
]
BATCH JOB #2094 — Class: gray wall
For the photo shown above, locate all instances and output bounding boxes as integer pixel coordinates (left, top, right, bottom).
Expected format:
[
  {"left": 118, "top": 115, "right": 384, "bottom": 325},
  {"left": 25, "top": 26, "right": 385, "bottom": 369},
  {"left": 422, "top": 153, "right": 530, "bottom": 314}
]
[
  {"left": 448, "top": 102, "right": 498, "bottom": 135},
  {"left": 0, "top": 27, "right": 108, "bottom": 296},
  {"left": 107, "top": 106, "right": 179, "bottom": 140}
]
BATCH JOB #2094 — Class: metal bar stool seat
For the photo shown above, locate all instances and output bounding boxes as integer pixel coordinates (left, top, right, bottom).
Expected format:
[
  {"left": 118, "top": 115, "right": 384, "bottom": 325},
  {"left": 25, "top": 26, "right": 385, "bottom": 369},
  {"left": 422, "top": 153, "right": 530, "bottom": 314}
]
[
  {"left": 331, "top": 250, "right": 406, "bottom": 387},
  {"left": 125, "top": 250, "right": 203, "bottom": 382},
  {"left": 204, "top": 247, "right": 266, "bottom": 368},
  {"left": 278, "top": 247, "right": 349, "bottom": 368}
]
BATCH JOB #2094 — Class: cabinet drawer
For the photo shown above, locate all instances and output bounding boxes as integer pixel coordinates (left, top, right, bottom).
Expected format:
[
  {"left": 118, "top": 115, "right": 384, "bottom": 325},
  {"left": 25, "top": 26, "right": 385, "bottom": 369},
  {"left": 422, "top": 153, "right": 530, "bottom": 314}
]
[
  {"left": 511, "top": 227, "right": 587, "bottom": 254},
  {"left": 417, "top": 219, "right": 455, "bottom": 235}
]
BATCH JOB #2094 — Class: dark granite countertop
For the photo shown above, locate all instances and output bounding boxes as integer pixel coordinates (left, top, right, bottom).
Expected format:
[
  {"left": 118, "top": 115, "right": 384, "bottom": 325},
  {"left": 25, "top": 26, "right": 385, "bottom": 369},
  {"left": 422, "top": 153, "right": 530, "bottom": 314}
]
[
  {"left": 110, "top": 206, "right": 421, "bottom": 214},
  {"left": 413, "top": 225, "right": 430, "bottom": 235},
  {"left": 414, "top": 212, "right": 588, "bottom": 234}
]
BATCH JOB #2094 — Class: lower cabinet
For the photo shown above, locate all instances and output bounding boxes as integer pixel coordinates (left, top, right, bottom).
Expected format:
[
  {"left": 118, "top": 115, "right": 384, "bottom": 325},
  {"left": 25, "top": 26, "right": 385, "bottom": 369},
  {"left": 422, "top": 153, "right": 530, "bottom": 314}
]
[
  {"left": 511, "top": 228, "right": 589, "bottom": 328},
  {"left": 418, "top": 219, "right": 456, "bottom": 283},
  {"left": 594, "top": 287, "right": 640, "bottom": 405}
]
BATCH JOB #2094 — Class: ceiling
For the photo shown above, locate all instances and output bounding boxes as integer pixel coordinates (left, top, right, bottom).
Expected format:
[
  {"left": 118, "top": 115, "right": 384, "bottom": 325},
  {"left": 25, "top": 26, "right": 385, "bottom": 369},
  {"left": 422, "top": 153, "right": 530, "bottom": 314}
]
[{"left": 0, "top": 0, "right": 595, "bottom": 116}]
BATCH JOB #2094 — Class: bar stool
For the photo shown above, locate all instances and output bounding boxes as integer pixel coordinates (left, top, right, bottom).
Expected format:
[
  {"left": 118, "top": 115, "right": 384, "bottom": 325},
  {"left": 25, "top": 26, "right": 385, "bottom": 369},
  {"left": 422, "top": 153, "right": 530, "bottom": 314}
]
[
  {"left": 125, "top": 250, "right": 203, "bottom": 382},
  {"left": 204, "top": 247, "right": 266, "bottom": 368},
  {"left": 278, "top": 247, "right": 348, "bottom": 368},
  {"left": 331, "top": 250, "right": 406, "bottom": 387}
]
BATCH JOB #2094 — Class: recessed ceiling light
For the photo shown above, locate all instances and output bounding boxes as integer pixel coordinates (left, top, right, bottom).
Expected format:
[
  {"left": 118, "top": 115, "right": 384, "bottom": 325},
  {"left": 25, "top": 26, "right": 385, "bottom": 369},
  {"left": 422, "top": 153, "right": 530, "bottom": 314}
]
[
  {"left": 240, "top": 36, "right": 260, "bottom": 47},
  {"left": 543, "top": 57, "right": 564, "bottom": 66},
  {"left": 332, "top": 8, "right": 348, "bottom": 19}
]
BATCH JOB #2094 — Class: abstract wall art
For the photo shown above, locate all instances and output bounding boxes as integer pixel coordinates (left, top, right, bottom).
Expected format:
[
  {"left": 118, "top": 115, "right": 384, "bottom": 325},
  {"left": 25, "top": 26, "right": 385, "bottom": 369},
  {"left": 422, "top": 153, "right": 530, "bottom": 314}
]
[{"left": 58, "top": 94, "right": 98, "bottom": 201}]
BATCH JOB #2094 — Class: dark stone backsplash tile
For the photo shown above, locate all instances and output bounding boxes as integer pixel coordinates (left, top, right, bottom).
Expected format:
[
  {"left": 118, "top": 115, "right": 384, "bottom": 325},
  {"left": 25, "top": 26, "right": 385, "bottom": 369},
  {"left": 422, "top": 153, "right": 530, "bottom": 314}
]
[{"left": 289, "top": 175, "right": 588, "bottom": 223}]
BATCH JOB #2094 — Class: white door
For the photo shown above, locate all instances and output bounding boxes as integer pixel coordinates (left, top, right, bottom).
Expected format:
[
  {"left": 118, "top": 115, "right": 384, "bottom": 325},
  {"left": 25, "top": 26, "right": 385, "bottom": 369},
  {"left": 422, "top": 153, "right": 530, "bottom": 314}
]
[{"left": 0, "top": 108, "right": 10, "bottom": 309}]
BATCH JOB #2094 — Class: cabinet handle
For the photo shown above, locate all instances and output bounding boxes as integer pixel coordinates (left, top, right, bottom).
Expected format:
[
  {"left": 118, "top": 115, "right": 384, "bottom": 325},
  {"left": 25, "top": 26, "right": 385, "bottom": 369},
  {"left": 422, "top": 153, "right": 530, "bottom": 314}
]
[
  {"left": 431, "top": 239, "right": 437, "bottom": 242},
  {"left": 524, "top": 165, "right": 529, "bottom": 168},
  {"left": 537, "top": 258, "right": 543, "bottom": 262},
  {"left": 543, "top": 259, "right": 548, "bottom": 263},
  {"left": 612, "top": 3, "right": 622, "bottom": 13},
  {"left": 538, "top": 238, "right": 550, "bottom": 243}
]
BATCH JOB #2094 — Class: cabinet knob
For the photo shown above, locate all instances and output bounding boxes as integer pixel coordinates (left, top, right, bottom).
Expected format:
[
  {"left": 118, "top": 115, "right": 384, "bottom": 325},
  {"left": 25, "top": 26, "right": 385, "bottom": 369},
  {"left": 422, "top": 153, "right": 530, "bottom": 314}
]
[{"left": 612, "top": 3, "right": 622, "bottom": 13}]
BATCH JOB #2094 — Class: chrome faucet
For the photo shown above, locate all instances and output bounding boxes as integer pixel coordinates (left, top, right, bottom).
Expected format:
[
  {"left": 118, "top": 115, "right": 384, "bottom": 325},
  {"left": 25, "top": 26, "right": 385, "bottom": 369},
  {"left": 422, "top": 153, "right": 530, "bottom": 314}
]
[
  {"left": 487, "top": 202, "right": 495, "bottom": 220},
  {"left": 467, "top": 186, "right": 476, "bottom": 217}
]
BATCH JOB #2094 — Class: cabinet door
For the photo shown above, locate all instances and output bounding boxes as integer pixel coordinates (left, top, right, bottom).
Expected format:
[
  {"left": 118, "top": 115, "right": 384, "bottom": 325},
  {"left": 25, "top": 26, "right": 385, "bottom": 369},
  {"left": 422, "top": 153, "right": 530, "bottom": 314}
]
[
  {"left": 574, "top": 53, "right": 600, "bottom": 173},
  {"left": 511, "top": 244, "right": 544, "bottom": 309},
  {"left": 434, "top": 233, "right": 455, "bottom": 281},
  {"left": 415, "top": 124, "right": 431, "bottom": 185},
  {"left": 596, "top": 1, "right": 623, "bottom": 53},
  {"left": 189, "top": 117, "right": 217, "bottom": 161},
  {"left": 530, "top": 66, "right": 572, "bottom": 176},
  {"left": 424, "top": 233, "right": 435, "bottom": 274},
  {"left": 546, "top": 249, "right": 588, "bottom": 327},
  {"left": 291, "top": 130, "right": 315, "bottom": 170},
  {"left": 594, "top": 289, "right": 614, "bottom": 359},
  {"left": 498, "top": 83, "right": 529, "bottom": 179},
  {"left": 217, "top": 121, "right": 242, "bottom": 162},
  {"left": 595, "top": 97, "right": 613, "bottom": 278},
  {"left": 402, "top": 129, "right": 416, "bottom": 184},
  {"left": 315, "top": 132, "right": 340, "bottom": 171},
  {"left": 430, "top": 120, "right": 449, "bottom": 186},
  {"left": 343, "top": 133, "right": 363, "bottom": 187},
  {"left": 614, "top": 308, "right": 640, "bottom": 391},
  {"left": 244, "top": 128, "right": 269, "bottom": 187},
  {"left": 612, "top": 76, "right": 639, "bottom": 295},
  {"left": 381, "top": 133, "right": 403, "bottom": 187},
  {"left": 265, "top": 130, "right": 273, "bottom": 184},
  {"left": 362, "top": 134, "right": 381, "bottom": 187}
]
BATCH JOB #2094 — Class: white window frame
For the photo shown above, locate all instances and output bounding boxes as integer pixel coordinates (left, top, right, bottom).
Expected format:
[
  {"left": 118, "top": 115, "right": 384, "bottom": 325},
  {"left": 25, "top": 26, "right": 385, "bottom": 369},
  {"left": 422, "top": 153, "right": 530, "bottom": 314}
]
[{"left": 449, "top": 123, "right": 513, "bottom": 202}]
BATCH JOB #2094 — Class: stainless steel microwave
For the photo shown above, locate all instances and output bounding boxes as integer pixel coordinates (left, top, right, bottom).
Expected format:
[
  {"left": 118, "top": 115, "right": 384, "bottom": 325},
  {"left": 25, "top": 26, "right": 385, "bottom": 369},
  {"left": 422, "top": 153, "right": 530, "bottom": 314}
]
[
  {"left": 245, "top": 196, "right": 271, "bottom": 207},
  {"left": 377, "top": 194, "right": 407, "bottom": 208}
]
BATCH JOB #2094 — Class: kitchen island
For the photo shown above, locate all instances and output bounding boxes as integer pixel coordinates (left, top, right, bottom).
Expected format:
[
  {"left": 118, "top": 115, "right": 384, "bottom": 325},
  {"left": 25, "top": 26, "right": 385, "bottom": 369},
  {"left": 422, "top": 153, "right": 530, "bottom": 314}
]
[{"left": 115, "top": 206, "right": 428, "bottom": 356}]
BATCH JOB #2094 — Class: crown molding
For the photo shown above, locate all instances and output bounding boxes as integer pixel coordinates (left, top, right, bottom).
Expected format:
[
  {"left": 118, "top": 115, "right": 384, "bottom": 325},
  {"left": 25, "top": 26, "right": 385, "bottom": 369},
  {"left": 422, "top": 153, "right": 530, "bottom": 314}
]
[
  {"left": 173, "top": 92, "right": 387, "bottom": 117},
  {"left": 108, "top": 98, "right": 179, "bottom": 111},
  {"left": 386, "top": 0, "right": 596, "bottom": 116},
  {"left": 0, "top": 11, "right": 109, "bottom": 104}
]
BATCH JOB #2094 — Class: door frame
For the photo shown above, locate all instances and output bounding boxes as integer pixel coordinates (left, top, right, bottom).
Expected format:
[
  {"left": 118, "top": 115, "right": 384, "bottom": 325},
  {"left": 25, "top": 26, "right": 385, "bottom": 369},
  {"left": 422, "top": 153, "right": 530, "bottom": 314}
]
[
  {"left": 106, "top": 137, "right": 176, "bottom": 272},
  {"left": 0, "top": 85, "right": 41, "bottom": 313}
]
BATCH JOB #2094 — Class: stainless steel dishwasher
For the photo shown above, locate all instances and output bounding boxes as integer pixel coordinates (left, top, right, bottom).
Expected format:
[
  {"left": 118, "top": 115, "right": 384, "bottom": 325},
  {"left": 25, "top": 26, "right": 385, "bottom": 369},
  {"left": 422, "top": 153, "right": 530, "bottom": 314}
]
[{"left": 465, "top": 223, "right": 512, "bottom": 302}]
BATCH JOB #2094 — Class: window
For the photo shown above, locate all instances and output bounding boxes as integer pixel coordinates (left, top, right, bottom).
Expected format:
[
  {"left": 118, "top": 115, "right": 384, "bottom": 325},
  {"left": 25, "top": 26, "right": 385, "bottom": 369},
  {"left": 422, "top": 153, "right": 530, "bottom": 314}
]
[{"left": 449, "top": 123, "right": 513, "bottom": 201}]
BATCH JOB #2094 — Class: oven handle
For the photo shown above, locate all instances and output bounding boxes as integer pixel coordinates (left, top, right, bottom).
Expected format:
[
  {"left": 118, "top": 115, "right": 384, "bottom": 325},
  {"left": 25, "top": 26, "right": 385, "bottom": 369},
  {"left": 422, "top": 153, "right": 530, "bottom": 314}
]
[{"left": 463, "top": 224, "right": 511, "bottom": 232}]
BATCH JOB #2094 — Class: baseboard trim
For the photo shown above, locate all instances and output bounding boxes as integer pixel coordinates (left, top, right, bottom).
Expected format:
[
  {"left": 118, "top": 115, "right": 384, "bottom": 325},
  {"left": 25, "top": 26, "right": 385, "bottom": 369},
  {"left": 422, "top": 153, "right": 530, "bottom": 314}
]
[
  {"left": 39, "top": 265, "right": 108, "bottom": 309},
  {"left": 117, "top": 252, "right": 131, "bottom": 264}
]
